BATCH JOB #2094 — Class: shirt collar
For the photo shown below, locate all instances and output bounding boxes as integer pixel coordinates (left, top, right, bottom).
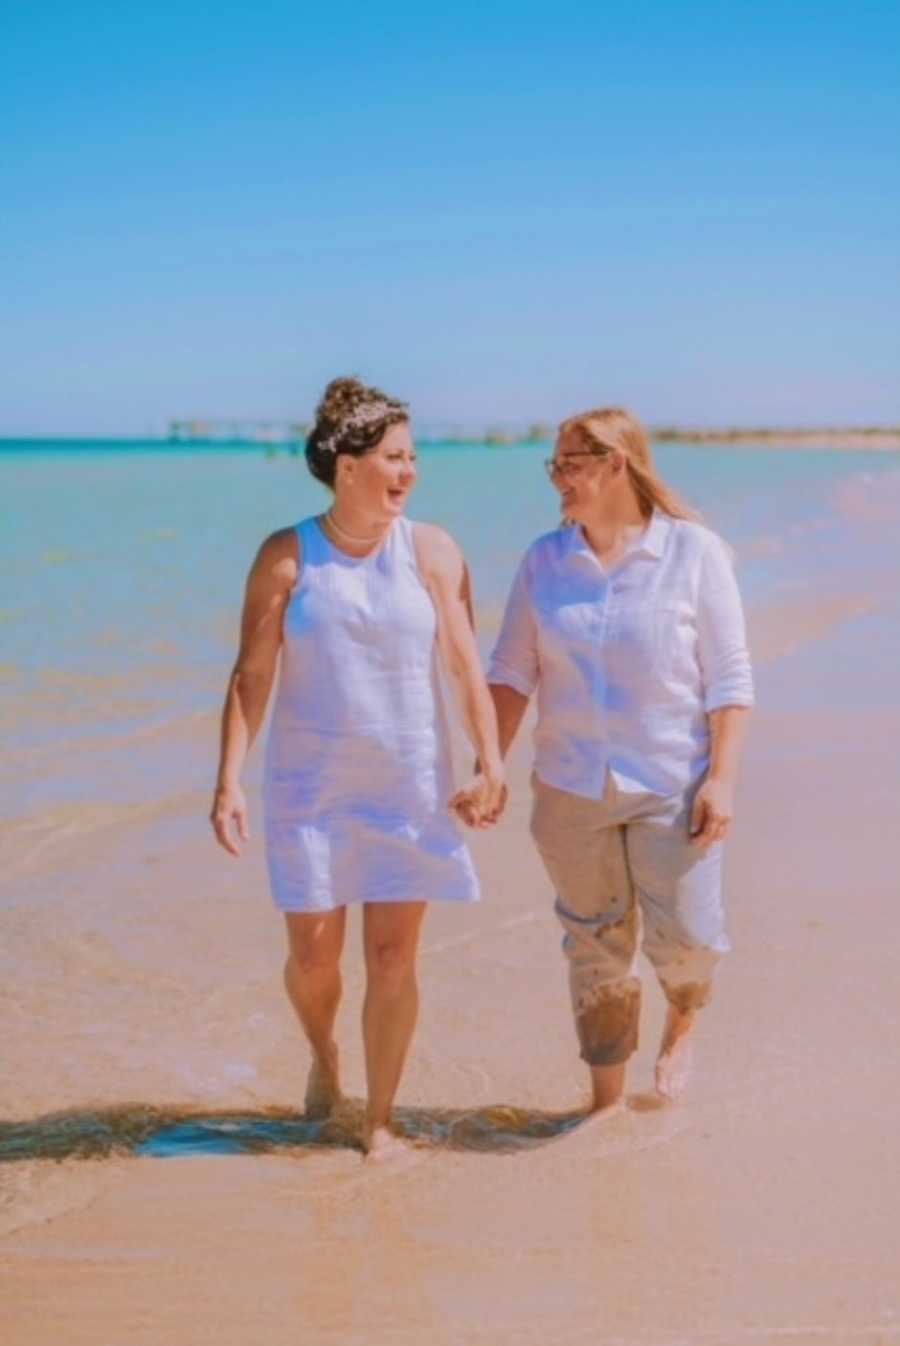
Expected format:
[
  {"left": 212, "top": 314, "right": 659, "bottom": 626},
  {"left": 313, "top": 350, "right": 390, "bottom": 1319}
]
[
  {"left": 567, "top": 508, "right": 670, "bottom": 562},
  {"left": 633, "top": 508, "right": 670, "bottom": 559}
]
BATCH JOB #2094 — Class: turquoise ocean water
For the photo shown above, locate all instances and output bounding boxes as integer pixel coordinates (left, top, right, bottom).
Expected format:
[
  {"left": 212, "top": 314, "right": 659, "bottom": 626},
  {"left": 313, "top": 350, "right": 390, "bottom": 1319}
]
[{"left": 2, "top": 439, "right": 899, "bottom": 832}]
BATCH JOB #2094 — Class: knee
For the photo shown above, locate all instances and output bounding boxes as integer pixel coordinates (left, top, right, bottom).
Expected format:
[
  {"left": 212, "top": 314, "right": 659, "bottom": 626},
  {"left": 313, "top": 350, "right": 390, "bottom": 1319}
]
[
  {"left": 643, "top": 908, "right": 728, "bottom": 958},
  {"left": 366, "top": 939, "right": 416, "bottom": 989},
  {"left": 648, "top": 935, "right": 727, "bottom": 1012},
  {"left": 286, "top": 945, "right": 340, "bottom": 982},
  {"left": 557, "top": 898, "right": 637, "bottom": 964}
]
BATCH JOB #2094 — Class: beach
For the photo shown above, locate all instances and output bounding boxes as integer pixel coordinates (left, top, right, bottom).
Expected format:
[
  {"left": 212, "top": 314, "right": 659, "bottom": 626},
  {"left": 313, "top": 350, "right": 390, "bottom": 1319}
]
[{"left": 3, "top": 442, "right": 900, "bottom": 1345}]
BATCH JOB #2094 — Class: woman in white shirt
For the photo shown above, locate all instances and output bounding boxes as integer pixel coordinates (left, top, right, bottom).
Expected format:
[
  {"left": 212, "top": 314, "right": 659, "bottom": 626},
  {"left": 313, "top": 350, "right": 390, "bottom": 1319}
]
[{"left": 488, "top": 407, "right": 753, "bottom": 1110}]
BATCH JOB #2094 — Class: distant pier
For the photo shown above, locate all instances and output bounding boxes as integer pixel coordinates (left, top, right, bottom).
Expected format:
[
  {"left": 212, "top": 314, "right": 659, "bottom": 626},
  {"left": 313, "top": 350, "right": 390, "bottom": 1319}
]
[{"left": 167, "top": 419, "right": 308, "bottom": 445}]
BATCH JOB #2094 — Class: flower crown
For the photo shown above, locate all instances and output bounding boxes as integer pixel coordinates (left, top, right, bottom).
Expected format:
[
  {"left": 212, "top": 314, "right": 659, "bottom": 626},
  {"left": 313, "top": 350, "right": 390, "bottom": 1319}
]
[{"left": 317, "top": 400, "right": 407, "bottom": 455}]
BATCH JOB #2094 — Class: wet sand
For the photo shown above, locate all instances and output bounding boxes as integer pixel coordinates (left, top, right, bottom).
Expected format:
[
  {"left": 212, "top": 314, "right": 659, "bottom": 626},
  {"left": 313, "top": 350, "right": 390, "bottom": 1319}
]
[
  {"left": 3, "top": 672, "right": 900, "bottom": 1344},
  {"left": 4, "top": 456, "right": 900, "bottom": 1343}
]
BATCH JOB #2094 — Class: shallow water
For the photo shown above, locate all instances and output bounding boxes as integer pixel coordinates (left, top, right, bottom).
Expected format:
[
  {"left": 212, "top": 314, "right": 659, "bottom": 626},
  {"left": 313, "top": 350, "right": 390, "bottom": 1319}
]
[
  {"left": 2, "top": 438, "right": 899, "bottom": 853},
  {"left": 0, "top": 1099, "right": 591, "bottom": 1162}
]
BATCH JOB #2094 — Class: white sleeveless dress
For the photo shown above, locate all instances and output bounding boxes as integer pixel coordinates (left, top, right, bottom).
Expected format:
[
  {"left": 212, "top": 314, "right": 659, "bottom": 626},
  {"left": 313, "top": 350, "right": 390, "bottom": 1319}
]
[{"left": 263, "top": 515, "right": 480, "bottom": 912}]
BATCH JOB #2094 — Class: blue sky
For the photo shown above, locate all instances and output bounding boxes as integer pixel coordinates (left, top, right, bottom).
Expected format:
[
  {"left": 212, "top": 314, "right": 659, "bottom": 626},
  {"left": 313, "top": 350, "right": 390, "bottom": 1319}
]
[{"left": 3, "top": 0, "right": 898, "bottom": 435}]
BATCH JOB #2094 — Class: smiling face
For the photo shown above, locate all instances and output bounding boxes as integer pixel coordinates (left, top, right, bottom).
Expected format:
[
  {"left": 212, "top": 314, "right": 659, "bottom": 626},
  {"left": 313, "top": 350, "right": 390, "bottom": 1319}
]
[
  {"left": 549, "top": 428, "right": 616, "bottom": 522},
  {"left": 334, "top": 420, "right": 418, "bottom": 521}
]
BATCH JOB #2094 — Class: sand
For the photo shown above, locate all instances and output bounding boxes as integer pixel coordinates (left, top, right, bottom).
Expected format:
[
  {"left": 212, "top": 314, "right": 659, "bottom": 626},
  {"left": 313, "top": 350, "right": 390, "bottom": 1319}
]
[
  {"left": 3, "top": 671, "right": 900, "bottom": 1346},
  {"left": 5, "top": 448, "right": 900, "bottom": 1346}
]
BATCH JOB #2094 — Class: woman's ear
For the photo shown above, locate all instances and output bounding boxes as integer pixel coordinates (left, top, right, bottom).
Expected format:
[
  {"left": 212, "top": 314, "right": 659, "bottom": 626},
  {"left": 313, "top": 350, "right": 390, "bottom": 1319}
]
[
  {"left": 336, "top": 455, "right": 355, "bottom": 488},
  {"left": 609, "top": 449, "right": 626, "bottom": 475}
]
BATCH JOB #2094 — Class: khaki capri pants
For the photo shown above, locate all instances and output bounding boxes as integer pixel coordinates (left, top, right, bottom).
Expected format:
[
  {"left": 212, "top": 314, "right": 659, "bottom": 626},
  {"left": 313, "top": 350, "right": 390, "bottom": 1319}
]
[{"left": 530, "top": 771, "right": 730, "bottom": 1066}]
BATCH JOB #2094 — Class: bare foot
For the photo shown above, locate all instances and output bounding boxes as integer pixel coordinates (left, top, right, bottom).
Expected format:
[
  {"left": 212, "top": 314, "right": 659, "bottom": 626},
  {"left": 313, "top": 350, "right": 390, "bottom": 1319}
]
[
  {"left": 362, "top": 1124, "right": 418, "bottom": 1166},
  {"left": 626, "top": 1090, "right": 667, "bottom": 1113},
  {"left": 578, "top": 1097, "right": 626, "bottom": 1136},
  {"left": 655, "top": 1007, "right": 696, "bottom": 1102},
  {"left": 304, "top": 1045, "right": 341, "bottom": 1119}
]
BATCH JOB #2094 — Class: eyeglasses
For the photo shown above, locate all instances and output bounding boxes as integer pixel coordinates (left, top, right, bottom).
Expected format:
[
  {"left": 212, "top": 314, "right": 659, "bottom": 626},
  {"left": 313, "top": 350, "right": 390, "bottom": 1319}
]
[{"left": 543, "top": 450, "right": 608, "bottom": 480}]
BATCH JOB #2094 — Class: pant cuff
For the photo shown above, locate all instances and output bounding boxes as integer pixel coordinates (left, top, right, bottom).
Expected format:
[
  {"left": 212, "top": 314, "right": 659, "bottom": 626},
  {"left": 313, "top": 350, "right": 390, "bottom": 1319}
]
[
  {"left": 660, "top": 979, "right": 712, "bottom": 1013},
  {"left": 573, "top": 978, "right": 641, "bottom": 1066}
]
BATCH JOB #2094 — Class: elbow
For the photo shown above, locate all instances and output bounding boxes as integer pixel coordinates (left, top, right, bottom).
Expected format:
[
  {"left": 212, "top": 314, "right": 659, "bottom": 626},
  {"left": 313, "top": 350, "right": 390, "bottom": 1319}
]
[
  {"left": 487, "top": 664, "right": 536, "bottom": 700},
  {"left": 489, "top": 679, "right": 531, "bottom": 707},
  {"left": 707, "top": 699, "right": 753, "bottom": 716},
  {"left": 701, "top": 649, "right": 754, "bottom": 713},
  {"left": 705, "top": 681, "right": 755, "bottom": 713},
  {"left": 230, "top": 660, "right": 275, "bottom": 695}
]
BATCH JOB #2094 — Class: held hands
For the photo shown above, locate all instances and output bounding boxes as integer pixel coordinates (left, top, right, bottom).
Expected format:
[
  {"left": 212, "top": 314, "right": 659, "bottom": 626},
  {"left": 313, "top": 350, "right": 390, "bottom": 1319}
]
[
  {"left": 689, "top": 777, "right": 734, "bottom": 848},
  {"left": 210, "top": 780, "right": 249, "bottom": 857},
  {"left": 449, "top": 767, "right": 507, "bottom": 829}
]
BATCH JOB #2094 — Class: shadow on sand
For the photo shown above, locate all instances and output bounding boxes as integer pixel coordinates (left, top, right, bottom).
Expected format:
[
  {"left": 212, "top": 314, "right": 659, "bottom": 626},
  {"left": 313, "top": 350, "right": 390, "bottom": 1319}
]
[{"left": 0, "top": 1099, "right": 601, "bottom": 1162}]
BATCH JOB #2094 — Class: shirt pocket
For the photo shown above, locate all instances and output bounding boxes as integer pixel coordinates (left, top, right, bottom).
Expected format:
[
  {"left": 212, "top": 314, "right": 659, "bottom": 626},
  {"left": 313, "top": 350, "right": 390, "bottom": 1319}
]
[
  {"left": 607, "top": 602, "right": 693, "bottom": 683},
  {"left": 649, "top": 602, "right": 695, "bottom": 681}
]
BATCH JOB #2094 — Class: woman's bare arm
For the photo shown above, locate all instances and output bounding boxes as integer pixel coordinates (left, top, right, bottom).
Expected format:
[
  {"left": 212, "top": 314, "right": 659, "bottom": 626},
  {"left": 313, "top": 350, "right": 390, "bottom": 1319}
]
[
  {"left": 211, "top": 528, "right": 298, "bottom": 856},
  {"left": 489, "top": 682, "right": 530, "bottom": 760},
  {"left": 414, "top": 523, "right": 505, "bottom": 825},
  {"left": 689, "top": 705, "right": 751, "bottom": 847}
]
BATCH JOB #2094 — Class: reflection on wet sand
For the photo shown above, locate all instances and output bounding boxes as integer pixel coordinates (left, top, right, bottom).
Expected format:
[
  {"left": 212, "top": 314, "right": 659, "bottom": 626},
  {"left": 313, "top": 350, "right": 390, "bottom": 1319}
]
[{"left": 0, "top": 1100, "right": 590, "bottom": 1162}]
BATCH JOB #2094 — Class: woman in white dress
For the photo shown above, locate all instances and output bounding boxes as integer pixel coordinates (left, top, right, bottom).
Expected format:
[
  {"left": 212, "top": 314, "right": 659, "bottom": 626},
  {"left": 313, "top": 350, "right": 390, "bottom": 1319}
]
[
  {"left": 211, "top": 377, "right": 504, "bottom": 1159},
  {"left": 488, "top": 407, "right": 753, "bottom": 1111}
]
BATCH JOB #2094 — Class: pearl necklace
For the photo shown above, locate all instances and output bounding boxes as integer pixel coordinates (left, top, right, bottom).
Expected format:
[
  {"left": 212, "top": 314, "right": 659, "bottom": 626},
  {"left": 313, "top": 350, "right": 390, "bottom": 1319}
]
[{"left": 324, "top": 510, "right": 388, "bottom": 545}]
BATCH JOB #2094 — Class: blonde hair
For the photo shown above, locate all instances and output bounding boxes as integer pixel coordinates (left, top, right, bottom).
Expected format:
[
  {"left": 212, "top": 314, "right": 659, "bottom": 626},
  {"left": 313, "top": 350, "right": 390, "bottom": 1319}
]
[{"left": 558, "top": 406, "right": 698, "bottom": 521}]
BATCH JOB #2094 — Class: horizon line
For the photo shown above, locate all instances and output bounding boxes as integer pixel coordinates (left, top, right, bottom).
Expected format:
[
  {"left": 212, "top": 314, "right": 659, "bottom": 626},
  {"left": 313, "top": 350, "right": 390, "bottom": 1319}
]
[{"left": 2, "top": 424, "right": 900, "bottom": 446}]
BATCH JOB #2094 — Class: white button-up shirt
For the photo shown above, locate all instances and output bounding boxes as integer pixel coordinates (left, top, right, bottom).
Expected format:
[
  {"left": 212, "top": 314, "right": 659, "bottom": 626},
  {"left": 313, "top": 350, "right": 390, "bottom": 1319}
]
[{"left": 488, "top": 511, "right": 754, "bottom": 799}]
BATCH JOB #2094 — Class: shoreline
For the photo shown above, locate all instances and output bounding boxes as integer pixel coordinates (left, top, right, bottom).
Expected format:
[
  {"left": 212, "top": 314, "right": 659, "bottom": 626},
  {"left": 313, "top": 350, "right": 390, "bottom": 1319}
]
[
  {"left": 652, "top": 428, "right": 900, "bottom": 449},
  {"left": 3, "top": 430, "right": 900, "bottom": 452}
]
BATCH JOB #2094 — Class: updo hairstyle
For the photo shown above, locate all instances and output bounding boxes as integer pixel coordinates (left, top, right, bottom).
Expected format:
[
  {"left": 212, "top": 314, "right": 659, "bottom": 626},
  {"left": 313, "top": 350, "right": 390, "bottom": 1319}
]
[{"left": 305, "top": 377, "right": 409, "bottom": 487}]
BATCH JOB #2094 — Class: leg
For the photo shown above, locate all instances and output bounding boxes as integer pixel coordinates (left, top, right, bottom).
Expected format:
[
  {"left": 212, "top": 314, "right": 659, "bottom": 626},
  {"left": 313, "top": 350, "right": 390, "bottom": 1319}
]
[
  {"left": 283, "top": 908, "right": 347, "bottom": 1116},
  {"left": 655, "top": 1002, "right": 698, "bottom": 1102},
  {"left": 530, "top": 778, "right": 640, "bottom": 1112},
  {"left": 564, "top": 901, "right": 640, "bottom": 1112},
  {"left": 361, "top": 901, "right": 427, "bottom": 1158},
  {"left": 627, "top": 798, "right": 730, "bottom": 1101},
  {"left": 589, "top": 1060, "right": 629, "bottom": 1112}
]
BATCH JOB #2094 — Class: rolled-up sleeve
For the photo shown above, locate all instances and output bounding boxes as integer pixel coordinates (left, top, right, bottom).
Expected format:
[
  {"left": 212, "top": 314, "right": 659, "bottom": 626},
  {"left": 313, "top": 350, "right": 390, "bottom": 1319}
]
[
  {"left": 488, "top": 555, "right": 539, "bottom": 698},
  {"left": 696, "top": 535, "right": 754, "bottom": 711}
]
